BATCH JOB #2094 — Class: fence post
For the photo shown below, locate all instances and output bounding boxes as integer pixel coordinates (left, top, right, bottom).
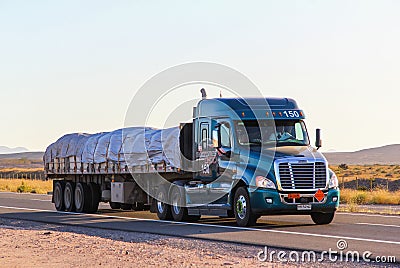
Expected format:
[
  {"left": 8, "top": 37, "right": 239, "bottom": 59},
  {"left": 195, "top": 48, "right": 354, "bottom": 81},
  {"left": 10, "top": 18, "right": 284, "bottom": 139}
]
[
  {"left": 370, "top": 178, "right": 373, "bottom": 191},
  {"left": 387, "top": 178, "right": 389, "bottom": 191},
  {"left": 356, "top": 177, "right": 358, "bottom": 190}
]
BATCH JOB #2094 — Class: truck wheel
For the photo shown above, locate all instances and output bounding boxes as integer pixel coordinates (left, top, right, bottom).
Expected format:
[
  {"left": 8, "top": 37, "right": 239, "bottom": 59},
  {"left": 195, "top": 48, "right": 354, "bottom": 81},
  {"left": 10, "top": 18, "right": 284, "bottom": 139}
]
[
  {"left": 121, "top": 203, "right": 132, "bottom": 210},
  {"left": 54, "top": 181, "right": 65, "bottom": 211},
  {"left": 74, "top": 183, "right": 91, "bottom": 213},
  {"left": 109, "top": 202, "right": 121, "bottom": 209},
  {"left": 156, "top": 187, "right": 172, "bottom": 220},
  {"left": 311, "top": 212, "right": 335, "bottom": 225},
  {"left": 234, "top": 187, "right": 258, "bottom": 227},
  {"left": 87, "top": 183, "right": 100, "bottom": 213},
  {"left": 64, "top": 182, "right": 75, "bottom": 212},
  {"left": 170, "top": 187, "right": 189, "bottom": 222}
]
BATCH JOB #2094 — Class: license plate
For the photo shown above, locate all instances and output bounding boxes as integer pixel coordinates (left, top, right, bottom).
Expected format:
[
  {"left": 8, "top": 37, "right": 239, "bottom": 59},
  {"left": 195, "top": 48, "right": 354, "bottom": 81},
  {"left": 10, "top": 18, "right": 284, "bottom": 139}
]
[
  {"left": 297, "top": 204, "right": 312, "bottom": 210},
  {"left": 288, "top": 193, "right": 300, "bottom": 199}
]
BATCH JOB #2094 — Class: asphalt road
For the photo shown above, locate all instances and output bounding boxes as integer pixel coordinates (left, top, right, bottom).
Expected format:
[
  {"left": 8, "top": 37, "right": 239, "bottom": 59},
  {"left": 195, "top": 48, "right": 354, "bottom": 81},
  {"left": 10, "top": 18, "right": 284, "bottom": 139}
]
[{"left": 0, "top": 192, "right": 399, "bottom": 264}]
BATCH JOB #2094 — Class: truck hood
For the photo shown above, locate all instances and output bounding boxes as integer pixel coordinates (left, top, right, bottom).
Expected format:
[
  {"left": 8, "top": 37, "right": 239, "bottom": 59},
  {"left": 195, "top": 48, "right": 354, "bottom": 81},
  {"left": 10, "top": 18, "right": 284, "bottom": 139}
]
[
  {"left": 271, "top": 146, "right": 326, "bottom": 161},
  {"left": 242, "top": 145, "right": 326, "bottom": 166}
]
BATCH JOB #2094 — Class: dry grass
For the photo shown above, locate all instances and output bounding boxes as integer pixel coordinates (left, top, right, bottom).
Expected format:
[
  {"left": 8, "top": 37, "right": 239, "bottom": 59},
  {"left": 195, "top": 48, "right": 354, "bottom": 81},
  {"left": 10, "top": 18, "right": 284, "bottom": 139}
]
[
  {"left": 0, "top": 179, "right": 52, "bottom": 194},
  {"left": 340, "top": 188, "right": 400, "bottom": 205},
  {"left": 0, "top": 167, "right": 43, "bottom": 173}
]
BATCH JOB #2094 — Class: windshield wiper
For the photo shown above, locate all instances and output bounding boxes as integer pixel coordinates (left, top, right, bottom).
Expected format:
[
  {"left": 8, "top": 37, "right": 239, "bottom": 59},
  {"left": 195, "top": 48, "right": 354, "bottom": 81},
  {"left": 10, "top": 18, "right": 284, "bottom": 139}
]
[{"left": 276, "top": 141, "right": 305, "bottom": 147}]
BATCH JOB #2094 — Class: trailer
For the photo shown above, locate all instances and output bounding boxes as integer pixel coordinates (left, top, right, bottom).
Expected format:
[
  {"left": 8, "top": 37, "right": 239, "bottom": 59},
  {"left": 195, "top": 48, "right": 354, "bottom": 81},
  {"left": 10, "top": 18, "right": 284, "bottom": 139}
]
[{"left": 45, "top": 90, "right": 340, "bottom": 226}]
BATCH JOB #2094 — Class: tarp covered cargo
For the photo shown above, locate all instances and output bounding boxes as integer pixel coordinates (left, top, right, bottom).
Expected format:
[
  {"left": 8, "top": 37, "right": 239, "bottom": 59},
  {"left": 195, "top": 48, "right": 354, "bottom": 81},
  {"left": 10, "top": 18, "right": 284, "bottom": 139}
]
[{"left": 44, "top": 127, "right": 181, "bottom": 168}]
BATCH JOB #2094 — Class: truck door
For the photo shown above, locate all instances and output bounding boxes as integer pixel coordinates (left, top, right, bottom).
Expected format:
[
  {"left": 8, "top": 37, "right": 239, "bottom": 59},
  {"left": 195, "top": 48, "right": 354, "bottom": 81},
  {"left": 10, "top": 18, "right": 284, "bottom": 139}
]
[
  {"left": 196, "top": 120, "right": 217, "bottom": 181},
  {"left": 205, "top": 120, "right": 235, "bottom": 205},
  {"left": 184, "top": 119, "right": 216, "bottom": 206}
]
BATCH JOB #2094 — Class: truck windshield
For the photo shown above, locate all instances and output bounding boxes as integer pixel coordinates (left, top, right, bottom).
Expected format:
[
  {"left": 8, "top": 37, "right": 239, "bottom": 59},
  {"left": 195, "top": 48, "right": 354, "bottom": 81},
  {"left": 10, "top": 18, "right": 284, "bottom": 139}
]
[{"left": 235, "top": 120, "right": 309, "bottom": 147}]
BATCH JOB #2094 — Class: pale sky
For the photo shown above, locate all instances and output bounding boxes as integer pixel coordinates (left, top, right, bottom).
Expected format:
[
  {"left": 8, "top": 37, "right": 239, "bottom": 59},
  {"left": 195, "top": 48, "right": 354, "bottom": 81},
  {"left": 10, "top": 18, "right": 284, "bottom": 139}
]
[{"left": 1, "top": 1, "right": 400, "bottom": 152}]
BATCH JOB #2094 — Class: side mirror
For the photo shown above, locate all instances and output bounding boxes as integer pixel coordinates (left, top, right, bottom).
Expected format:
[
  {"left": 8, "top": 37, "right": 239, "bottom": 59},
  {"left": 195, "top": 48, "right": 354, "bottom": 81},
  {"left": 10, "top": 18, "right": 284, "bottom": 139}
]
[{"left": 315, "top": 128, "right": 322, "bottom": 149}]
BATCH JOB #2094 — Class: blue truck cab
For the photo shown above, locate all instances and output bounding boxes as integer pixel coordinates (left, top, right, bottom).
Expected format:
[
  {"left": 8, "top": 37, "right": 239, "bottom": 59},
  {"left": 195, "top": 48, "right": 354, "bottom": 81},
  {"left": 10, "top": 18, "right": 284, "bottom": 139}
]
[{"left": 162, "top": 94, "right": 340, "bottom": 227}]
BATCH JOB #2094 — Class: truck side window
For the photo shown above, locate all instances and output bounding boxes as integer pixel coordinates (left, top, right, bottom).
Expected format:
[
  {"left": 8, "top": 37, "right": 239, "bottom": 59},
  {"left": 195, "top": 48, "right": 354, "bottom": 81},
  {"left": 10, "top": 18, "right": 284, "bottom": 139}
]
[
  {"left": 201, "top": 128, "right": 208, "bottom": 149},
  {"left": 220, "top": 122, "right": 231, "bottom": 148},
  {"left": 295, "top": 122, "right": 304, "bottom": 140}
]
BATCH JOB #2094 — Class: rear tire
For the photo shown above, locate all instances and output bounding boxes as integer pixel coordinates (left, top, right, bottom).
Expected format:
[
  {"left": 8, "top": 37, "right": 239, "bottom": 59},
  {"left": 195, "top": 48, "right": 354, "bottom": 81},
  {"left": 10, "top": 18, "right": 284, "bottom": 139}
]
[
  {"left": 233, "top": 187, "right": 258, "bottom": 227},
  {"left": 155, "top": 186, "right": 172, "bottom": 220},
  {"left": 64, "top": 182, "right": 75, "bottom": 212},
  {"left": 311, "top": 212, "right": 335, "bottom": 225},
  {"left": 170, "top": 187, "right": 189, "bottom": 222},
  {"left": 87, "top": 183, "right": 100, "bottom": 213},
  {"left": 74, "top": 183, "right": 91, "bottom": 213},
  {"left": 53, "top": 181, "right": 65, "bottom": 211}
]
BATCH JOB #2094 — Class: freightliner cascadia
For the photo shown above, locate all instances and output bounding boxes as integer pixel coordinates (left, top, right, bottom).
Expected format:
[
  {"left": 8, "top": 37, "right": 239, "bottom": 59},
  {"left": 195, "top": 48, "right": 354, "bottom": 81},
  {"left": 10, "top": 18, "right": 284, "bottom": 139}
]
[{"left": 44, "top": 90, "right": 340, "bottom": 227}]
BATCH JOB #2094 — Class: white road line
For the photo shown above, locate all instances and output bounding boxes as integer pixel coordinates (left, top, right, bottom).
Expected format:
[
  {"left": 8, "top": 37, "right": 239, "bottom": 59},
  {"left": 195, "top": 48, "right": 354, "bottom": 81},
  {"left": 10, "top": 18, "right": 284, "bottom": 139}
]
[
  {"left": 29, "top": 199, "right": 51, "bottom": 202},
  {"left": 0, "top": 205, "right": 400, "bottom": 246},
  {"left": 2, "top": 192, "right": 399, "bottom": 218},
  {"left": 356, "top": 222, "right": 400, "bottom": 228},
  {"left": 0, "top": 196, "right": 51, "bottom": 202},
  {"left": 0, "top": 192, "right": 50, "bottom": 197},
  {"left": 337, "top": 212, "right": 400, "bottom": 219}
]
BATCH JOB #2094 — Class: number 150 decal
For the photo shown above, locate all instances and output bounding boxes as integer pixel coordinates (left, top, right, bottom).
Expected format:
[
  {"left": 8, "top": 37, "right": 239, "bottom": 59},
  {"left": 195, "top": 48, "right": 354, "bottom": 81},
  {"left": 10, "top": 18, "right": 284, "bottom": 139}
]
[{"left": 283, "top": 111, "right": 300, "bottom": 118}]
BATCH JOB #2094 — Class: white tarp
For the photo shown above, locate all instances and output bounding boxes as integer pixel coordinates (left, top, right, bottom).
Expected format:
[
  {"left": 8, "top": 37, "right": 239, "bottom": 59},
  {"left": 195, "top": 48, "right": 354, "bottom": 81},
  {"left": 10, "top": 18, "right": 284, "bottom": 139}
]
[{"left": 44, "top": 127, "right": 181, "bottom": 168}]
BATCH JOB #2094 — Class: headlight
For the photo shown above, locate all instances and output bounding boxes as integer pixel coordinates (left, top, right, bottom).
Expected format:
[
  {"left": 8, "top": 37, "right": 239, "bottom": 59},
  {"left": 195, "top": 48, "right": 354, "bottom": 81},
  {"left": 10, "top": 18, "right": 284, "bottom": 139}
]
[
  {"left": 328, "top": 169, "right": 339, "bottom": 189},
  {"left": 255, "top": 176, "right": 276, "bottom": 189}
]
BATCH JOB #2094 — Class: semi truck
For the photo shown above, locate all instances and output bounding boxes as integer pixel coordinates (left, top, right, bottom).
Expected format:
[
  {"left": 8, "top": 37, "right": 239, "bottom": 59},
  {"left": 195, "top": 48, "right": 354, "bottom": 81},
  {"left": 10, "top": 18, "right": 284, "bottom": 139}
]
[{"left": 44, "top": 90, "right": 340, "bottom": 227}]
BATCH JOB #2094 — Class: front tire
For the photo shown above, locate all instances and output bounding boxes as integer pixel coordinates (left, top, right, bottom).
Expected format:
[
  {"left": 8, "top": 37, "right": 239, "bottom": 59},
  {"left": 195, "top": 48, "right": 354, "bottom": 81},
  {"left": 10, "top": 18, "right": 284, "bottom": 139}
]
[
  {"left": 311, "top": 212, "right": 335, "bottom": 225},
  {"left": 234, "top": 187, "right": 258, "bottom": 227}
]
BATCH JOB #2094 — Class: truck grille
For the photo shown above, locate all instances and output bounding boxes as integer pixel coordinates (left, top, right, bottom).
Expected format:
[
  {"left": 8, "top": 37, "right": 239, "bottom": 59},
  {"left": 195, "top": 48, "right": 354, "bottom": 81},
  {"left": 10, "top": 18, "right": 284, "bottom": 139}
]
[{"left": 278, "top": 162, "right": 327, "bottom": 190}]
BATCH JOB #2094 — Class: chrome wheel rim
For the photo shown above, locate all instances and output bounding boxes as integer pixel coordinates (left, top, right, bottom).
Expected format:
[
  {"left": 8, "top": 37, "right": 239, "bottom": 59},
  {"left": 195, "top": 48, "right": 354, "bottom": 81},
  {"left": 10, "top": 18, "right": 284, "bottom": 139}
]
[
  {"left": 236, "top": 195, "right": 247, "bottom": 220},
  {"left": 157, "top": 191, "right": 165, "bottom": 214},
  {"left": 172, "top": 192, "right": 181, "bottom": 215}
]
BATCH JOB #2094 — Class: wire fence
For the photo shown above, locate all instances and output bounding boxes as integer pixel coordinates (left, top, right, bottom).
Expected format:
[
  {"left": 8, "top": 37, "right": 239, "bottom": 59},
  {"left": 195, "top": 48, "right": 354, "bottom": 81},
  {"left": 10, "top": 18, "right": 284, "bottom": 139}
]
[
  {"left": 0, "top": 172, "right": 46, "bottom": 181},
  {"left": 340, "top": 176, "right": 399, "bottom": 191},
  {"left": 0, "top": 172, "right": 398, "bottom": 191}
]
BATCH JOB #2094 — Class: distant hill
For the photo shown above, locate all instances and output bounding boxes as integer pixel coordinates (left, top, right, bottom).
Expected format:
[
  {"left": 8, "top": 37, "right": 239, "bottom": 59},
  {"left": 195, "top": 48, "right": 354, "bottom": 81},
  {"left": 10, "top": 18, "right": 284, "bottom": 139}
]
[
  {"left": 0, "top": 152, "right": 44, "bottom": 160},
  {"left": 0, "top": 152, "right": 44, "bottom": 169},
  {"left": 0, "top": 146, "right": 29, "bottom": 154},
  {"left": 325, "top": 144, "right": 400, "bottom": 165}
]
